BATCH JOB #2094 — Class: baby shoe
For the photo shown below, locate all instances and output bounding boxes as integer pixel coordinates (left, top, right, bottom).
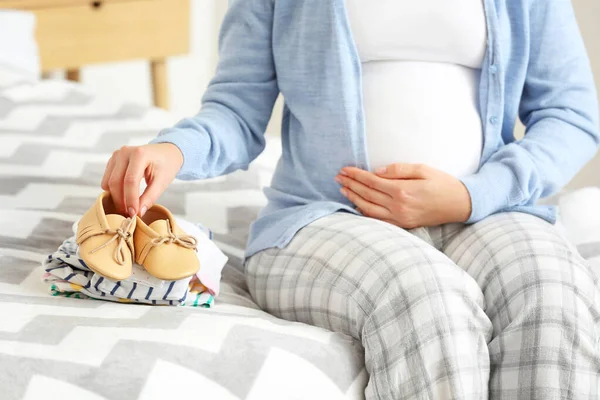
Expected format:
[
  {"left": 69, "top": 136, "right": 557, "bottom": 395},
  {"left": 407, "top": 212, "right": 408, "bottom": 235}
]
[
  {"left": 76, "top": 192, "right": 136, "bottom": 281},
  {"left": 134, "top": 205, "right": 200, "bottom": 280}
]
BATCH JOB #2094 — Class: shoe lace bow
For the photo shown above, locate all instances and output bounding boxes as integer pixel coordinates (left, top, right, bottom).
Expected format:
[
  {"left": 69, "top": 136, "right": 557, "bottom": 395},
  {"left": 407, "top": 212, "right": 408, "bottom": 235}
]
[
  {"left": 150, "top": 219, "right": 198, "bottom": 251},
  {"left": 89, "top": 218, "right": 135, "bottom": 265}
]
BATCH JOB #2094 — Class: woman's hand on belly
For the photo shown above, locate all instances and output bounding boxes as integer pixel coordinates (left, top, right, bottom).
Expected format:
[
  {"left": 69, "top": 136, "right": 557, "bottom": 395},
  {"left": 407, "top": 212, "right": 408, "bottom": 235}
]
[{"left": 335, "top": 164, "right": 472, "bottom": 228}]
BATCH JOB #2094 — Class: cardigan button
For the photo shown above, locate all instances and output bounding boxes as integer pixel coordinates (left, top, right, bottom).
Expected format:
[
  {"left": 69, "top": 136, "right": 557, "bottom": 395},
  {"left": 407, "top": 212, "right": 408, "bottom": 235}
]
[
  {"left": 489, "top": 116, "right": 499, "bottom": 125},
  {"left": 489, "top": 64, "right": 498, "bottom": 74}
]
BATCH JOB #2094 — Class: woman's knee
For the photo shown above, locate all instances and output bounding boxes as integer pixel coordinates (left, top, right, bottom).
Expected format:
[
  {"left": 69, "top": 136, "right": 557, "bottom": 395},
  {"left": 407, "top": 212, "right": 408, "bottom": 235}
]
[
  {"left": 486, "top": 246, "right": 600, "bottom": 332},
  {"left": 246, "top": 241, "right": 491, "bottom": 340},
  {"left": 245, "top": 248, "right": 369, "bottom": 337},
  {"left": 336, "top": 241, "right": 492, "bottom": 343},
  {"left": 363, "top": 255, "right": 490, "bottom": 327},
  {"left": 320, "top": 238, "right": 487, "bottom": 319}
]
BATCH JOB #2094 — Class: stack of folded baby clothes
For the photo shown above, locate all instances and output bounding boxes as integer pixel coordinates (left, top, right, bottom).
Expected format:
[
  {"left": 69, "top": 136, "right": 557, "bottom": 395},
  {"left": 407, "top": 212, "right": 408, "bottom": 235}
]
[{"left": 42, "top": 192, "right": 228, "bottom": 307}]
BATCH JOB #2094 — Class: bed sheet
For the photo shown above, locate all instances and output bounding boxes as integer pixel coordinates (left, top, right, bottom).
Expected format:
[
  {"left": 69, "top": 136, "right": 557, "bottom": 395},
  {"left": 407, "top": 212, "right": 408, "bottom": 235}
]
[{"left": 0, "top": 71, "right": 366, "bottom": 400}]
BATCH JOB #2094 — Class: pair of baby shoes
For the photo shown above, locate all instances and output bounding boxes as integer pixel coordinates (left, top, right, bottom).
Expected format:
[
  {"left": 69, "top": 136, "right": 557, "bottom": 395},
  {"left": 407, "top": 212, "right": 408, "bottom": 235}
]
[{"left": 75, "top": 192, "right": 200, "bottom": 281}]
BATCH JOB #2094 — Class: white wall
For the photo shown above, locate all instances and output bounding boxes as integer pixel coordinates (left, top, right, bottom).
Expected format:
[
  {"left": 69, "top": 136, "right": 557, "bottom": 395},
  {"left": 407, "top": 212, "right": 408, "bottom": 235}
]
[
  {"left": 75, "top": 0, "right": 598, "bottom": 187},
  {"left": 569, "top": 0, "right": 600, "bottom": 188}
]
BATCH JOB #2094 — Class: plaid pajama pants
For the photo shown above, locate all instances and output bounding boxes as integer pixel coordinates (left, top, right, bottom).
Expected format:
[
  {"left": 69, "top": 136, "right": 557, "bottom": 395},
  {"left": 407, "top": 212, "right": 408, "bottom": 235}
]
[{"left": 245, "top": 212, "right": 600, "bottom": 399}]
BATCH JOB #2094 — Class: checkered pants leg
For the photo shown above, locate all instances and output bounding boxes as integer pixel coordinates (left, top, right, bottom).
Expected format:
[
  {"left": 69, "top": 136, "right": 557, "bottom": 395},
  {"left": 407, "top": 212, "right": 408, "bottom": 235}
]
[
  {"left": 245, "top": 212, "right": 600, "bottom": 399},
  {"left": 246, "top": 213, "right": 493, "bottom": 399},
  {"left": 442, "top": 212, "right": 600, "bottom": 399}
]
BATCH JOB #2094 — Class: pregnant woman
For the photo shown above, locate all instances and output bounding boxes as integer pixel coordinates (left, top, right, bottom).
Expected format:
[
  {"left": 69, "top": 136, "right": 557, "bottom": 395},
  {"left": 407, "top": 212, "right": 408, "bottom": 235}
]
[{"left": 102, "top": 1, "right": 600, "bottom": 398}]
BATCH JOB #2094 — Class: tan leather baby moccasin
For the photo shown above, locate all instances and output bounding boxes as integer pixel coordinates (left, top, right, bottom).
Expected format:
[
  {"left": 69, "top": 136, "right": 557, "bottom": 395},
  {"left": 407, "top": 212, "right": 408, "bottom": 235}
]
[
  {"left": 76, "top": 192, "right": 136, "bottom": 281},
  {"left": 134, "top": 205, "right": 199, "bottom": 281}
]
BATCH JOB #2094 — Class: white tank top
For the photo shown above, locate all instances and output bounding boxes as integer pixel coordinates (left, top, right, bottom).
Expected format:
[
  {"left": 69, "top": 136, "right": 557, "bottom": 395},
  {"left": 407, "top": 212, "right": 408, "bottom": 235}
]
[{"left": 346, "top": 0, "right": 487, "bottom": 177}]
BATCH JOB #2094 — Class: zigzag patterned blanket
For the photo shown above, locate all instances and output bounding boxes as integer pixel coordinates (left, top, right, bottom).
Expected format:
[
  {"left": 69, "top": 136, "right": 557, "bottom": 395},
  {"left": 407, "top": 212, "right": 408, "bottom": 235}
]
[{"left": 0, "top": 69, "right": 367, "bottom": 400}]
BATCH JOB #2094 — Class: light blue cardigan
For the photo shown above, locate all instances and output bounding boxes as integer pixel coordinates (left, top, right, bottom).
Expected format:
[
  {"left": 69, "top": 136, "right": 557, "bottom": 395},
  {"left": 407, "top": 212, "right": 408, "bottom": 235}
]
[{"left": 152, "top": 0, "right": 600, "bottom": 257}]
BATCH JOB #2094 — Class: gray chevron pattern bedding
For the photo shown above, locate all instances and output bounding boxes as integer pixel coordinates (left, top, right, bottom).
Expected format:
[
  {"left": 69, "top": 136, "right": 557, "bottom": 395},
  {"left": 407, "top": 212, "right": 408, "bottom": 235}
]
[{"left": 0, "top": 69, "right": 367, "bottom": 400}]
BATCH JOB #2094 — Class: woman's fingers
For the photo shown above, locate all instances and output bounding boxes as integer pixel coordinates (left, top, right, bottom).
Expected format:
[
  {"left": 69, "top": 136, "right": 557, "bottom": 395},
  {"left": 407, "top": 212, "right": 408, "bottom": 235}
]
[
  {"left": 340, "top": 187, "right": 390, "bottom": 220},
  {"left": 100, "top": 143, "right": 183, "bottom": 217},
  {"left": 101, "top": 155, "right": 115, "bottom": 191},
  {"left": 375, "top": 163, "right": 431, "bottom": 179},
  {"left": 336, "top": 174, "right": 390, "bottom": 206},
  {"left": 138, "top": 169, "right": 169, "bottom": 217},
  {"left": 340, "top": 167, "right": 397, "bottom": 194},
  {"left": 123, "top": 148, "right": 148, "bottom": 217},
  {"left": 137, "top": 144, "right": 185, "bottom": 217},
  {"left": 107, "top": 149, "right": 129, "bottom": 215}
]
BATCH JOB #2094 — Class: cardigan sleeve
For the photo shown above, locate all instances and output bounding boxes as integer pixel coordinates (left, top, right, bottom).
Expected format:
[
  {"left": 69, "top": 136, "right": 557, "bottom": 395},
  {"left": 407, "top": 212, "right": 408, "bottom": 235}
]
[
  {"left": 150, "top": 0, "right": 279, "bottom": 180},
  {"left": 461, "top": 0, "right": 600, "bottom": 223}
]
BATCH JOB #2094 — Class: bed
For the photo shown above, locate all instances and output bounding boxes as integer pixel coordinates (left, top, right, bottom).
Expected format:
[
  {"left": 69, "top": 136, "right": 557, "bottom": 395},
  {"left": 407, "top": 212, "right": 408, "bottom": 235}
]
[
  {"left": 0, "top": 67, "right": 367, "bottom": 400},
  {"left": 1, "top": 66, "right": 599, "bottom": 400}
]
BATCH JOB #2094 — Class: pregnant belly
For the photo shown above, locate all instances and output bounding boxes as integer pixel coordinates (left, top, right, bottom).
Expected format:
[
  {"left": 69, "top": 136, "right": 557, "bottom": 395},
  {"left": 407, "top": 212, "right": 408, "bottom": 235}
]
[{"left": 362, "top": 61, "right": 483, "bottom": 178}]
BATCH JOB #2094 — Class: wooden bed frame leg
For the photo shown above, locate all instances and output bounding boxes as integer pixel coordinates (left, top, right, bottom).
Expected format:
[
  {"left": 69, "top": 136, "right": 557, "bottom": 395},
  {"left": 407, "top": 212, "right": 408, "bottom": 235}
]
[
  {"left": 151, "top": 59, "right": 168, "bottom": 110},
  {"left": 66, "top": 68, "right": 80, "bottom": 82}
]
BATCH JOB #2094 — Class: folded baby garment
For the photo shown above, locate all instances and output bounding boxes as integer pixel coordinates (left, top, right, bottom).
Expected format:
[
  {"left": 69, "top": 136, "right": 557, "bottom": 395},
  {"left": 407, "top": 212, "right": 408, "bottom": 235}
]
[{"left": 43, "top": 219, "right": 228, "bottom": 307}]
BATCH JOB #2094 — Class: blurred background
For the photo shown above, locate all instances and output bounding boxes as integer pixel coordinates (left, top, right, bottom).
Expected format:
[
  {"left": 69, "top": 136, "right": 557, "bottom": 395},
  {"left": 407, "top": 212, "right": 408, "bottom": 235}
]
[{"left": 45, "top": 0, "right": 229, "bottom": 120}]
